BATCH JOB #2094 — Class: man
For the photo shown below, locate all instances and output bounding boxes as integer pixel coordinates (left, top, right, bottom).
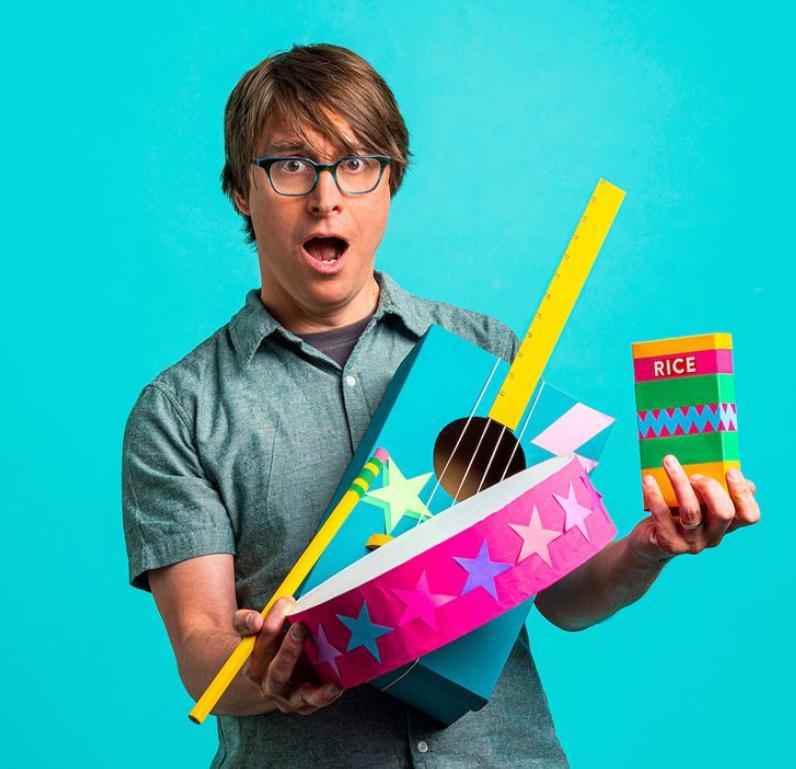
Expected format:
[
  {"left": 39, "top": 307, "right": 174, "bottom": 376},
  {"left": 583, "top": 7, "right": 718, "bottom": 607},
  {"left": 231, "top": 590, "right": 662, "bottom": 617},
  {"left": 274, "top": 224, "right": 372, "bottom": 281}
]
[{"left": 122, "top": 43, "right": 761, "bottom": 768}]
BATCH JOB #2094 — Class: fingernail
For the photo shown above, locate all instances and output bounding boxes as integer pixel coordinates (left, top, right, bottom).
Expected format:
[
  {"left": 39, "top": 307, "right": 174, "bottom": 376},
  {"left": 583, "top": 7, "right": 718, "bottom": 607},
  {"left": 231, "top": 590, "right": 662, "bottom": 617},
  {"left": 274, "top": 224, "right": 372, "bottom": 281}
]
[
  {"left": 290, "top": 623, "right": 307, "bottom": 640},
  {"left": 247, "top": 613, "right": 259, "bottom": 630},
  {"left": 326, "top": 683, "right": 342, "bottom": 696},
  {"left": 690, "top": 474, "right": 703, "bottom": 482},
  {"left": 643, "top": 475, "right": 656, "bottom": 487},
  {"left": 728, "top": 467, "right": 742, "bottom": 481},
  {"left": 664, "top": 455, "right": 677, "bottom": 469}
]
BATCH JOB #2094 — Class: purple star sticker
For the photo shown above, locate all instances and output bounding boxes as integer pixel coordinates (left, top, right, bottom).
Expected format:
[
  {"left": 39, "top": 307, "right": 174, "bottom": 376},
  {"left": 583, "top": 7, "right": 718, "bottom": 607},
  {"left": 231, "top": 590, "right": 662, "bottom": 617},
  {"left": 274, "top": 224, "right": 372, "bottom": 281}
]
[
  {"left": 312, "top": 621, "right": 343, "bottom": 678},
  {"left": 453, "top": 540, "right": 512, "bottom": 599}
]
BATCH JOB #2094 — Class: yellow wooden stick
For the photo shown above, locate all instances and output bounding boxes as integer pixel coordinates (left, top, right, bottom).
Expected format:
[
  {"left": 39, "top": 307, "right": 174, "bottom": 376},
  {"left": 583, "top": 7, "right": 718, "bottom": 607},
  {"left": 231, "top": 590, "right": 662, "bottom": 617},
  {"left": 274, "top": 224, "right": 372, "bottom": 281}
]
[
  {"left": 188, "top": 447, "right": 390, "bottom": 724},
  {"left": 489, "top": 179, "right": 626, "bottom": 431}
]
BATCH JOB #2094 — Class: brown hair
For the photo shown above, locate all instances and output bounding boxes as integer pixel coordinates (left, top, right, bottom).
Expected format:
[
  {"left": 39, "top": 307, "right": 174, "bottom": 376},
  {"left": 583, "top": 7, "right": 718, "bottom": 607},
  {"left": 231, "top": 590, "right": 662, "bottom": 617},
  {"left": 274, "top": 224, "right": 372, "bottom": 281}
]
[{"left": 221, "top": 43, "right": 412, "bottom": 244}]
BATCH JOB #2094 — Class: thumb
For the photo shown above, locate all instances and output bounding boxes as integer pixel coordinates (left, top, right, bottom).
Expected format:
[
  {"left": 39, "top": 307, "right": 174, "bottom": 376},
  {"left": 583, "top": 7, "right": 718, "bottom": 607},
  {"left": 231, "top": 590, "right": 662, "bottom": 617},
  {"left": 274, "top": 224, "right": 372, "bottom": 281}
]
[{"left": 232, "top": 609, "right": 264, "bottom": 636}]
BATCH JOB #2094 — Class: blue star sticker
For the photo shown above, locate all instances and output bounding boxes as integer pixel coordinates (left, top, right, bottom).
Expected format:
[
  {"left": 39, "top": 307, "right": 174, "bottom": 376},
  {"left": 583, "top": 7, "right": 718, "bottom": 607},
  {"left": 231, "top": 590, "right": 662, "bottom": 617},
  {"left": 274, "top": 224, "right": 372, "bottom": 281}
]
[
  {"left": 453, "top": 540, "right": 513, "bottom": 600},
  {"left": 336, "top": 600, "right": 393, "bottom": 663}
]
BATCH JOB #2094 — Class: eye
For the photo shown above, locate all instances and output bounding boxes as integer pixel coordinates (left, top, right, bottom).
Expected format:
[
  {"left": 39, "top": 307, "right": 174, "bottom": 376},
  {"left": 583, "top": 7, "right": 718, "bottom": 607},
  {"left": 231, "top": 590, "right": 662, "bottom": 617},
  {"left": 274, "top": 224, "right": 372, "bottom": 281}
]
[
  {"left": 277, "top": 158, "right": 309, "bottom": 174},
  {"left": 342, "top": 157, "right": 366, "bottom": 172}
]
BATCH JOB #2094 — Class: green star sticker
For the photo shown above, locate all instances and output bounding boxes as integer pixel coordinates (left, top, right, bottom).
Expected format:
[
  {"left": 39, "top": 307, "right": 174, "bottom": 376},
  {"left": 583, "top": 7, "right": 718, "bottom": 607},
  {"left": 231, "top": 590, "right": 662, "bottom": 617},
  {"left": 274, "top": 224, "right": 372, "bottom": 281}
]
[{"left": 363, "top": 457, "right": 433, "bottom": 533}]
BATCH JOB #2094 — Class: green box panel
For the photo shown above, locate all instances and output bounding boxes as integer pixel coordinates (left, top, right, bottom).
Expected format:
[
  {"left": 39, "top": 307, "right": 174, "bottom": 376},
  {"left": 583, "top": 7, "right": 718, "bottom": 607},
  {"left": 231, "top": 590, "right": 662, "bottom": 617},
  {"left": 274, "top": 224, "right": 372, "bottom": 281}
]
[
  {"left": 634, "top": 374, "right": 735, "bottom": 411},
  {"left": 639, "top": 430, "right": 740, "bottom": 467}
]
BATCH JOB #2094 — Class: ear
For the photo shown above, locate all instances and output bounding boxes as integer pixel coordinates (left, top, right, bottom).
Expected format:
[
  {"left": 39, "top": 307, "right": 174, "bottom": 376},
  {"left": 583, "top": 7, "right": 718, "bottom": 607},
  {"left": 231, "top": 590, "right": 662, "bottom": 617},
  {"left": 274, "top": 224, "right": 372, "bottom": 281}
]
[{"left": 232, "top": 188, "right": 251, "bottom": 216}]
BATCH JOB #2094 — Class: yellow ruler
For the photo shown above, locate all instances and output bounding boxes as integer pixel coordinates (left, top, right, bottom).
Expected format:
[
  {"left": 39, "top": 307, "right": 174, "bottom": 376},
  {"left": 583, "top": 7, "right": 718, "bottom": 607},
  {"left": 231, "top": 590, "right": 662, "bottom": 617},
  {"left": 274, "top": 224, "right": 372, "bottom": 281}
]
[{"left": 488, "top": 178, "right": 626, "bottom": 431}]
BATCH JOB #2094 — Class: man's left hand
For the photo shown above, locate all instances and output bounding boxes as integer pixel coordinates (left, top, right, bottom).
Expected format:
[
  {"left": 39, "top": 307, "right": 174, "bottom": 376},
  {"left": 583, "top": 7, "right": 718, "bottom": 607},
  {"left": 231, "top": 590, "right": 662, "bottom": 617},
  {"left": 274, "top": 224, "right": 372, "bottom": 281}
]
[{"left": 628, "top": 454, "right": 761, "bottom": 563}]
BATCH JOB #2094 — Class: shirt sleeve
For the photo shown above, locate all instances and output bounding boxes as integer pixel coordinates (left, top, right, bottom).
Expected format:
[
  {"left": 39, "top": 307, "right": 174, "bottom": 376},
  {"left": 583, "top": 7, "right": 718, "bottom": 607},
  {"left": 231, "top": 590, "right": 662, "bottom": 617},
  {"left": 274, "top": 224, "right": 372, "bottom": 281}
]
[
  {"left": 503, "top": 326, "right": 521, "bottom": 363},
  {"left": 122, "top": 382, "right": 236, "bottom": 592}
]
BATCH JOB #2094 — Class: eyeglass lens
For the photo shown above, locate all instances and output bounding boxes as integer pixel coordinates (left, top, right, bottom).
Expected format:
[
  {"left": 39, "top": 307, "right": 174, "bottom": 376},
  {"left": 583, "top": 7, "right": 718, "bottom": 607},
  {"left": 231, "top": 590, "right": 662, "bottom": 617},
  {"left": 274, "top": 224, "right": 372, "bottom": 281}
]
[{"left": 269, "top": 157, "right": 384, "bottom": 195}]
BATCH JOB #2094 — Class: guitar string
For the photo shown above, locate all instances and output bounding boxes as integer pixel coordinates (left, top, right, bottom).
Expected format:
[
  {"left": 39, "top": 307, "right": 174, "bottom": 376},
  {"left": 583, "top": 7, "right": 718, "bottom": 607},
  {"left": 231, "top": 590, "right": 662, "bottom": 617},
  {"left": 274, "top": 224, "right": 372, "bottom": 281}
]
[
  {"left": 449, "top": 409, "right": 497, "bottom": 503},
  {"left": 454, "top": 376, "right": 546, "bottom": 502},
  {"left": 420, "top": 357, "right": 501, "bottom": 514},
  {"left": 379, "top": 657, "right": 421, "bottom": 692},
  {"left": 415, "top": 354, "right": 547, "bottom": 523},
  {"left": 498, "top": 379, "right": 546, "bottom": 484},
  {"left": 473, "top": 422, "right": 509, "bottom": 497}
]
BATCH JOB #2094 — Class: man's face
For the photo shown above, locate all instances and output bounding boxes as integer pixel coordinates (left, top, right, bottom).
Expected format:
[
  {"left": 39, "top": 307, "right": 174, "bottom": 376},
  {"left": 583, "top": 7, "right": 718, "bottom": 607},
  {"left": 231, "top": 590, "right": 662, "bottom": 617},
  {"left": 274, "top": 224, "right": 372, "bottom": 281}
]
[{"left": 234, "top": 110, "right": 392, "bottom": 328}]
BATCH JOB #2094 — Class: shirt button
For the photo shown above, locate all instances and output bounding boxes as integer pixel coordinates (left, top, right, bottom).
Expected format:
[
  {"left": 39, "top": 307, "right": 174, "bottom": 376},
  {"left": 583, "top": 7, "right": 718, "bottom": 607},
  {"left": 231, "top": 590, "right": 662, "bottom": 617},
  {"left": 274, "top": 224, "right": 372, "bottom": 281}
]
[
  {"left": 345, "top": 375, "right": 357, "bottom": 387},
  {"left": 417, "top": 741, "right": 429, "bottom": 753}
]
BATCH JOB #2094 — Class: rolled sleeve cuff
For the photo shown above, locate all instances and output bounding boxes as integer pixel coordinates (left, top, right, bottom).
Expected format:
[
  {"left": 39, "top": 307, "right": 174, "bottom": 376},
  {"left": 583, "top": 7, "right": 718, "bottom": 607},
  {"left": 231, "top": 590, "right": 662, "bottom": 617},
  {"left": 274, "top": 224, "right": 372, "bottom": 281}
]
[{"left": 128, "top": 525, "right": 236, "bottom": 592}]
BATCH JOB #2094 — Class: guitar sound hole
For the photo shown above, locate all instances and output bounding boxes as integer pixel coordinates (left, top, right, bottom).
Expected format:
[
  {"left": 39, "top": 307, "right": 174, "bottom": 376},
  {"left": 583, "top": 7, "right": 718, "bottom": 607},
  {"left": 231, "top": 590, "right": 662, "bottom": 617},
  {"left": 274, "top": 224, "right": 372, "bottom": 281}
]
[{"left": 432, "top": 416, "right": 526, "bottom": 501}]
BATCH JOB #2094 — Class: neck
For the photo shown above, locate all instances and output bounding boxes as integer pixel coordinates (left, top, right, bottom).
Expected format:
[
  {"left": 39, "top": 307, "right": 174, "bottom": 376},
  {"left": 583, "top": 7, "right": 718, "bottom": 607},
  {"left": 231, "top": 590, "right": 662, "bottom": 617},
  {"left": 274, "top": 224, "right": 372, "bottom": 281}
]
[{"left": 260, "top": 274, "right": 381, "bottom": 335}]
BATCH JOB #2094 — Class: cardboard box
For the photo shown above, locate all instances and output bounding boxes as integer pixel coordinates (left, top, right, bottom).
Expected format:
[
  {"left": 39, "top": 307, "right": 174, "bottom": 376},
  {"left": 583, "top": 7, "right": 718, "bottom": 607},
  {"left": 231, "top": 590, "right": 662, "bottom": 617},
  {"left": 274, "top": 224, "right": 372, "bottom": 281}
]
[{"left": 632, "top": 332, "right": 739, "bottom": 507}]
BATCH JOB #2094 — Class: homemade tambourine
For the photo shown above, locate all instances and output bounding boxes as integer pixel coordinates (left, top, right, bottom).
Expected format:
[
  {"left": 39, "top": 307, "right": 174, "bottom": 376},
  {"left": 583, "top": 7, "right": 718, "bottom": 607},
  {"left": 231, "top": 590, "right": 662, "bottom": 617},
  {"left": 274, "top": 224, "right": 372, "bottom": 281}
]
[{"left": 287, "top": 454, "right": 616, "bottom": 689}]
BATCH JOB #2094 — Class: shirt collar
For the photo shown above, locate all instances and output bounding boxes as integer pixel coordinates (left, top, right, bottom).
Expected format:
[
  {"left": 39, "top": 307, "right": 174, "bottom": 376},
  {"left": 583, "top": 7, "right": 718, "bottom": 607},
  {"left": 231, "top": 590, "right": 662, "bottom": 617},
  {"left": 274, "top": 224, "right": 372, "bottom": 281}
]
[{"left": 229, "top": 270, "right": 434, "bottom": 368}]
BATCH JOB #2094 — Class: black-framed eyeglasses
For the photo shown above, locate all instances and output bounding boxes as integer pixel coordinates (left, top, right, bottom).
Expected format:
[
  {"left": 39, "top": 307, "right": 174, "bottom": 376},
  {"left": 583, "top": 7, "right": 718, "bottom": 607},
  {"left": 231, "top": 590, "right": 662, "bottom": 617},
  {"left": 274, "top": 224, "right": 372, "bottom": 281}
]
[{"left": 251, "top": 154, "right": 392, "bottom": 196}]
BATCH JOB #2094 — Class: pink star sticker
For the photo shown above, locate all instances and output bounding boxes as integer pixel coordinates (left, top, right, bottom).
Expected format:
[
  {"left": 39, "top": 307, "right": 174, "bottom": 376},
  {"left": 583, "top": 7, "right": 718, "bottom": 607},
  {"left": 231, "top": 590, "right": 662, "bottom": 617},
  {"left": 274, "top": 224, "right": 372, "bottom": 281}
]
[
  {"left": 390, "top": 570, "right": 456, "bottom": 631},
  {"left": 312, "top": 621, "right": 343, "bottom": 678},
  {"left": 508, "top": 505, "right": 561, "bottom": 567},
  {"left": 553, "top": 483, "right": 594, "bottom": 541}
]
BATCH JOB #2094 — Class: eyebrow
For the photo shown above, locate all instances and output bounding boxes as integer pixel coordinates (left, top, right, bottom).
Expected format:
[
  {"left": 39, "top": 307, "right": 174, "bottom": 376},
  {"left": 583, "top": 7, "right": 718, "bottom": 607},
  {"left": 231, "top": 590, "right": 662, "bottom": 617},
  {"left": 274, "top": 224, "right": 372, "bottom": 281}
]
[
  {"left": 265, "top": 140, "right": 313, "bottom": 153},
  {"left": 263, "top": 139, "right": 366, "bottom": 156}
]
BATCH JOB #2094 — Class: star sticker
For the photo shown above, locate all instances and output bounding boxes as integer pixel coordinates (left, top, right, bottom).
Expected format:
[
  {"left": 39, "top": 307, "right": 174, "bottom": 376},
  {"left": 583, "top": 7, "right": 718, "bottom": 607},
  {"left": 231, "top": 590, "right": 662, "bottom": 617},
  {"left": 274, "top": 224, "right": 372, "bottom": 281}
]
[
  {"left": 580, "top": 474, "right": 606, "bottom": 513},
  {"left": 312, "top": 622, "right": 343, "bottom": 678},
  {"left": 363, "top": 458, "right": 433, "bottom": 533},
  {"left": 390, "top": 570, "right": 457, "bottom": 631},
  {"left": 336, "top": 600, "right": 392, "bottom": 663},
  {"left": 508, "top": 505, "right": 561, "bottom": 567},
  {"left": 453, "top": 540, "right": 513, "bottom": 600},
  {"left": 553, "top": 483, "right": 594, "bottom": 540}
]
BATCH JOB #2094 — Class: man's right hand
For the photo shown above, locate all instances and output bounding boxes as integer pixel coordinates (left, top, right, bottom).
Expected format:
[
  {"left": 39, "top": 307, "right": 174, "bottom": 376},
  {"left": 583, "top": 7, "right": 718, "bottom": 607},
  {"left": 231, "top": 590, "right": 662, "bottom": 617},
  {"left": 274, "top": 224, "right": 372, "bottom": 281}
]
[{"left": 233, "top": 596, "right": 344, "bottom": 716}]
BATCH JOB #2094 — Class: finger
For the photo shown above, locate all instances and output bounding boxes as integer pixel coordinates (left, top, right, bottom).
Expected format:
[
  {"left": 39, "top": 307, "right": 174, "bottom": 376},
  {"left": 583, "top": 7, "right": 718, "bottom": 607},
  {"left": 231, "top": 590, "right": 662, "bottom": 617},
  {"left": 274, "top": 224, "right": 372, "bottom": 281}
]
[
  {"left": 643, "top": 475, "right": 689, "bottom": 557},
  {"left": 248, "top": 596, "right": 295, "bottom": 683},
  {"left": 689, "top": 475, "right": 734, "bottom": 547},
  {"left": 663, "top": 455, "right": 703, "bottom": 529},
  {"left": 736, "top": 474, "right": 757, "bottom": 496},
  {"left": 275, "top": 680, "right": 343, "bottom": 715},
  {"left": 726, "top": 467, "right": 761, "bottom": 529},
  {"left": 277, "top": 682, "right": 318, "bottom": 715},
  {"left": 265, "top": 621, "right": 309, "bottom": 700},
  {"left": 292, "top": 681, "right": 344, "bottom": 713},
  {"left": 232, "top": 609, "right": 263, "bottom": 636}
]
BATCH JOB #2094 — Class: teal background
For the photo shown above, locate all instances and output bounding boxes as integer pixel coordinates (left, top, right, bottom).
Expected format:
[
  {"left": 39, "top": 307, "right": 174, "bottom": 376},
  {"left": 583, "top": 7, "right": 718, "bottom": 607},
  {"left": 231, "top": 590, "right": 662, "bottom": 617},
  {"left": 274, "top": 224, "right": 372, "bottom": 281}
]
[{"left": 2, "top": 1, "right": 789, "bottom": 767}]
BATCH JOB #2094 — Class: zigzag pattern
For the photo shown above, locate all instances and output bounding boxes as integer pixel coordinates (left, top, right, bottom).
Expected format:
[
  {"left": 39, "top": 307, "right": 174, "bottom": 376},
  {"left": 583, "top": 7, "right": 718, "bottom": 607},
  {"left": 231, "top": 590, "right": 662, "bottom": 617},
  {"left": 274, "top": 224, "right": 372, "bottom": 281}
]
[{"left": 637, "top": 402, "right": 737, "bottom": 439}]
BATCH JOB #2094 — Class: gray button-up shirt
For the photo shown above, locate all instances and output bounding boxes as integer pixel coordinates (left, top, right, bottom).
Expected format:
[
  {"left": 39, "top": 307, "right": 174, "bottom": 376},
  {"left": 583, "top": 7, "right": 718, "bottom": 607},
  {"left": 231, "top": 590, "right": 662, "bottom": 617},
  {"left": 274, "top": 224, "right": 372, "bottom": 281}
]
[{"left": 122, "top": 270, "right": 569, "bottom": 769}]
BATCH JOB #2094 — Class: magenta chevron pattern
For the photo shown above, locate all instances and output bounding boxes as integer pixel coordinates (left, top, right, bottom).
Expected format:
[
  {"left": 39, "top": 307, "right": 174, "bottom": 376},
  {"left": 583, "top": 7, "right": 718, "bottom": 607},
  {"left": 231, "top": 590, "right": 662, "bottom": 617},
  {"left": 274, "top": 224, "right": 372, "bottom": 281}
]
[{"left": 637, "top": 402, "right": 737, "bottom": 439}]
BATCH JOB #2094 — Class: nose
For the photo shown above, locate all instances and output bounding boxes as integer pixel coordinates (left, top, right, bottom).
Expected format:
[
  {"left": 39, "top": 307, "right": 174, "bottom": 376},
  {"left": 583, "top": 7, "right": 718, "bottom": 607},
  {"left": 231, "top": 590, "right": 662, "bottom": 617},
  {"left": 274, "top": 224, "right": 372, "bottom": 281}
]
[{"left": 306, "top": 166, "right": 343, "bottom": 216}]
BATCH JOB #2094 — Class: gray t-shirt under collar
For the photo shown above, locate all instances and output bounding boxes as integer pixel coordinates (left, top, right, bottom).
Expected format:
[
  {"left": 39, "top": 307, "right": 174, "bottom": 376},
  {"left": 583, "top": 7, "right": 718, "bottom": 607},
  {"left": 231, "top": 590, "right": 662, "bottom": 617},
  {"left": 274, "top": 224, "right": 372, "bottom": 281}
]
[{"left": 296, "top": 311, "right": 376, "bottom": 368}]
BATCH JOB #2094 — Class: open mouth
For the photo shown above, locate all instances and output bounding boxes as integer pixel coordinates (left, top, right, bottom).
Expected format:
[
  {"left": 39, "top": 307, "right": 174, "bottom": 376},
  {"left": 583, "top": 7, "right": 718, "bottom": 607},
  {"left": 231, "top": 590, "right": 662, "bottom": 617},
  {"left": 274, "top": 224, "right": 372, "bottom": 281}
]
[{"left": 302, "top": 236, "right": 349, "bottom": 264}]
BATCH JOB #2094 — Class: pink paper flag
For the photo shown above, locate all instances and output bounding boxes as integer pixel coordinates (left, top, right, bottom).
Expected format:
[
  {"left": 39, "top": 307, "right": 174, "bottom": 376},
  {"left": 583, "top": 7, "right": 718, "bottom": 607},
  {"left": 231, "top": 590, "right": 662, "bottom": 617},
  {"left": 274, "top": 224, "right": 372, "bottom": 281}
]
[{"left": 531, "top": 403, "right": 615, "bottom": 456}]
